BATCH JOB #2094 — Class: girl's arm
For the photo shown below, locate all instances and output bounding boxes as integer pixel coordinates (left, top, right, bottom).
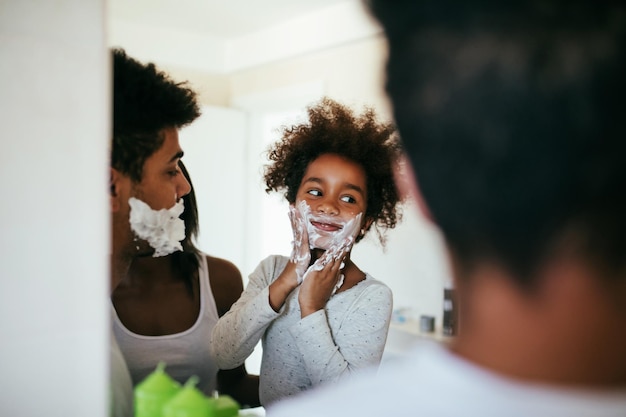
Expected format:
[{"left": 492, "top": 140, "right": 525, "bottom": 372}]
[
  {"left": 268, "top": 261, "right": 300, "bottom": 312},
  {"left": 210, "top": 256, "right": 289, "bottom": 370},
  {"left": 289, "top": 283, "right": 393, "bottom": 386},
  {"left": 208, "top": 255, "right": 260, "bottom": 408}
]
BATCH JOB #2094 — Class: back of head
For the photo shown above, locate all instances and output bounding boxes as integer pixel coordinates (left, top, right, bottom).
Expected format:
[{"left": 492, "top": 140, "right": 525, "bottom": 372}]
[
  {"left": 368, "top": 1, "right": 626, "bottom": 285},
  {"left": 111, "top": 48, "right": 200, "bottom": 182}
]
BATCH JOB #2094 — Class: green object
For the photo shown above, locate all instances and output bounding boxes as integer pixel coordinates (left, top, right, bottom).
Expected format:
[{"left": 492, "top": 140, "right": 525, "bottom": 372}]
[
  {"left": 207, "top": 394, "right": 240, "bottom": 417},
  {"left": 162, "top": 376, "right": 215, "bottom": 417},
  {"left": 134, "top": 362, "right": 181, "bottom": 417}
]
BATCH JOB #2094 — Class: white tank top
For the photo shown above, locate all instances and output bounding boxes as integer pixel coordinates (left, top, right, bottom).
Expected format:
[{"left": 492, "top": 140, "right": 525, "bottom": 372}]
[{"left": 112, "top": 254, "right": 220, "bottom": 395}]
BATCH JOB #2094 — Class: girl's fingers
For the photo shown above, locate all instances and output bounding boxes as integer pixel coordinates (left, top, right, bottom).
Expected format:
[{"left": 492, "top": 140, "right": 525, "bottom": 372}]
[
  {"left": 330, "top": 254, "right": 345, "bottom": 272},
  {"left": 333, "top": 274, "right": 345, "bottom": 294},
  {"left": 319, "top": 248, "right": 344, "bottom": 268}
]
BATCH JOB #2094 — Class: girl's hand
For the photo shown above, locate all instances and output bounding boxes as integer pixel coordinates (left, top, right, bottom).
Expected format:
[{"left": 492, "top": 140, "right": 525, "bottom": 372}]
[
  {"left": 269, "top": 262, "right": 300, "bottom": 312},
  {"left": 298, "top": 239, "right": 352, "bottom": 317},
  {"left": 269, "top": 203, "right": 311, "bottom": 312},
  {"left": 289, "top": 202, "right": 311, "bottom": 283}
]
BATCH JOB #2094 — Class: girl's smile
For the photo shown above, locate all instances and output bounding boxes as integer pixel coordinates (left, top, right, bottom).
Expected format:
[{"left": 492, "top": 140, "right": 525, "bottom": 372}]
[{"left": 310, "top": 219, "right": 343, "bottom": 233}]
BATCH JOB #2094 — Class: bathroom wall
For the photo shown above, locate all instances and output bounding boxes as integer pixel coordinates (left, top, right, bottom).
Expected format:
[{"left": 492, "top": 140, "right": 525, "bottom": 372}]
[{"left": 0, "top": 1, "right": 109, "bottom": 415}]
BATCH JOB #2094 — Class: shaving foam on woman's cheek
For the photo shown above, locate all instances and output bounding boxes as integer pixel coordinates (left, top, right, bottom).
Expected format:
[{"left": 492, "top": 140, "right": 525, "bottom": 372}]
[{"left": 128, "top": 197, "right": 186, "bottom": 257}]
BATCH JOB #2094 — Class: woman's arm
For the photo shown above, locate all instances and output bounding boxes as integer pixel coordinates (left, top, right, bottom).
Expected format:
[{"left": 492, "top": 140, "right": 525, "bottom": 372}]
[
  {"left": 288, "top": 283, "right": 393, "bottom": 386},
  {"left": 216, "top": 366, "right": 259, "bottom": 408}
]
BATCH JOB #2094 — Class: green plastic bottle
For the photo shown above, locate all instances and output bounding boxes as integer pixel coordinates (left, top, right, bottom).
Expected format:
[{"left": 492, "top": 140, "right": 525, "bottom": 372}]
[
  {"left": 162, "top": 376, "right": 215, "bottom": 417},
  {"left": 134, "top": 362, "right": 181, "bottom": 417},
  {"left": 206, "top": 392, "right": 240, "bottom": 417}
]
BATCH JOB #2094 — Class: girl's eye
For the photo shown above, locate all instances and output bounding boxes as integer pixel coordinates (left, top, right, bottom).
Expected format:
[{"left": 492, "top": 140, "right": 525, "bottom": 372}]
[
  {"left": 168, "top": 168, "right": 180, "bottom": 177},
  {"left": 341, "top": 195, "right": 357, "bottom": 204},
  {"left": 307, "top": 189, "right": 322, "bottom": 197}
]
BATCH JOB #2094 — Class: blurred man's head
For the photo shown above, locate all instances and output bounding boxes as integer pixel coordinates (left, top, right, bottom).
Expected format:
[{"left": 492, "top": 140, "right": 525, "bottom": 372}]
[{"left": 368, "top": 1, "right": 626, "bottom": 288}]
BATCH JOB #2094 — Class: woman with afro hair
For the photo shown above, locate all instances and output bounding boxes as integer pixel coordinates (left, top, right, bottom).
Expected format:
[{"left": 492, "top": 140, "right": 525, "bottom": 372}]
[{"left": 210, "top": 97, "right": 404, "bottom": 407}]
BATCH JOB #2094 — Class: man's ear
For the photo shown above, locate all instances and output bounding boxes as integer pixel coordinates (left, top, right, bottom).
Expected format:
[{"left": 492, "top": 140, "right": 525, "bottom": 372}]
[{"left": 110, "top": 168, "right": 123, "bottom": 212}]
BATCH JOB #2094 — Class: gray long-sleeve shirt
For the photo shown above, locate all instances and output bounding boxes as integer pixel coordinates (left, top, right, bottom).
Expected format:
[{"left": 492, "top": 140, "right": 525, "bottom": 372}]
[{"left": 210, "top": 255, "right": 393, "bottom": 406}]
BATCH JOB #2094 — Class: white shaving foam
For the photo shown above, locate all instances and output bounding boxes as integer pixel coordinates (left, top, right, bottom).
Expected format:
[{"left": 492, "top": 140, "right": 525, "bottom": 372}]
[
  {"left": 296, "top": 201, "right": 361, "bottom": 250},
  {"left": 128, "top": 197, "right": 186, "bottom": 257}
]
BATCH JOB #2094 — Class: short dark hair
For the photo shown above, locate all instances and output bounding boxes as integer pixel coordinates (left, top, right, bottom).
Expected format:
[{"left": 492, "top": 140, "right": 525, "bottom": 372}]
[
  {"left": 264, "top": 97, "right": 403, "bottom": 245},
  {"left": 111, "top": 48, "right": 200, "bottom": 182},
  {"left": 368, "top": 1, "right": 626, "bottom": 285}
]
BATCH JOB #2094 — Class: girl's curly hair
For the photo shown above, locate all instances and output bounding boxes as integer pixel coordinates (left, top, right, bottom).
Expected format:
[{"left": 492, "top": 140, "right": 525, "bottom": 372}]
[{"left": 264, "top": 97, "right": 404, "bottom": 246}]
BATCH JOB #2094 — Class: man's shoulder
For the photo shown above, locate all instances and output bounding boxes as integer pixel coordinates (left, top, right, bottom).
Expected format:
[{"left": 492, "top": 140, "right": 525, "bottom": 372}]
[{"left": 269, "top": 342, "right": 626, "bottom": 417}]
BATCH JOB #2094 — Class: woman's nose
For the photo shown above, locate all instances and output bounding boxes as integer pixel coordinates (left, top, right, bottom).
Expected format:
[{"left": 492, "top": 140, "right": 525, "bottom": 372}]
[{"left": 178, "top": 174, "right": 192, "bottom": 199}]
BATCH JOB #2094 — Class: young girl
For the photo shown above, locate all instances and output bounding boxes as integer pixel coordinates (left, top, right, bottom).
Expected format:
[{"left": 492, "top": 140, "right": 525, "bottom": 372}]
[{"left": 210, "top": 98, "right": 403, "bottom": 406}]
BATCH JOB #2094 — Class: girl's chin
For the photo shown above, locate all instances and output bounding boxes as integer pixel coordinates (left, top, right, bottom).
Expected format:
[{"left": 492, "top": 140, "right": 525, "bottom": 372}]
[{"left": 310, "top": 237, "right": 334, "bottom": 251}]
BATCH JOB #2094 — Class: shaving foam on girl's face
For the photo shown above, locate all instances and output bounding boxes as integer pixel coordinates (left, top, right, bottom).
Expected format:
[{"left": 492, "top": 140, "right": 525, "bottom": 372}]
[
  {"left": 128, "top": 197, "right": 186, "bottom": 257},
  {"left": 295, "top": 201, "right": 362, "bottom": 250}
]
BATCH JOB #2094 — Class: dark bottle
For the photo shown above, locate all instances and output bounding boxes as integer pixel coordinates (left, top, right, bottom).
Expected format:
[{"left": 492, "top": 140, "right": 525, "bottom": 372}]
[{"left": 442, "top": 287, "right": 458, "bottom": 336}]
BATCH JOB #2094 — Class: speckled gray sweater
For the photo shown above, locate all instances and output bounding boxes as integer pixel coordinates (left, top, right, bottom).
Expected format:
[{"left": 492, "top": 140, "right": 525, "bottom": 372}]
[{"left": 210, "top": 255, "right": 393, "bottom": 406}]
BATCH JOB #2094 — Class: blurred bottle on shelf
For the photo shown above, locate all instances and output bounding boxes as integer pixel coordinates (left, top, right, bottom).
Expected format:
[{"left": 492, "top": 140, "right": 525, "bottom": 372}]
[{"left": 442, "top": 283, "right": 458, "bottom": 336}]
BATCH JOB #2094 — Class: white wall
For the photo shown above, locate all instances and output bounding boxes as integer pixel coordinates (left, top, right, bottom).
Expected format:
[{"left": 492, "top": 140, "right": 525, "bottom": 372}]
[
  {"left": 0, "top": 1, "right": 108, "bottom": 416},
  {"left": 179, "top": 106, "right": 248, "bottom": 269}
]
